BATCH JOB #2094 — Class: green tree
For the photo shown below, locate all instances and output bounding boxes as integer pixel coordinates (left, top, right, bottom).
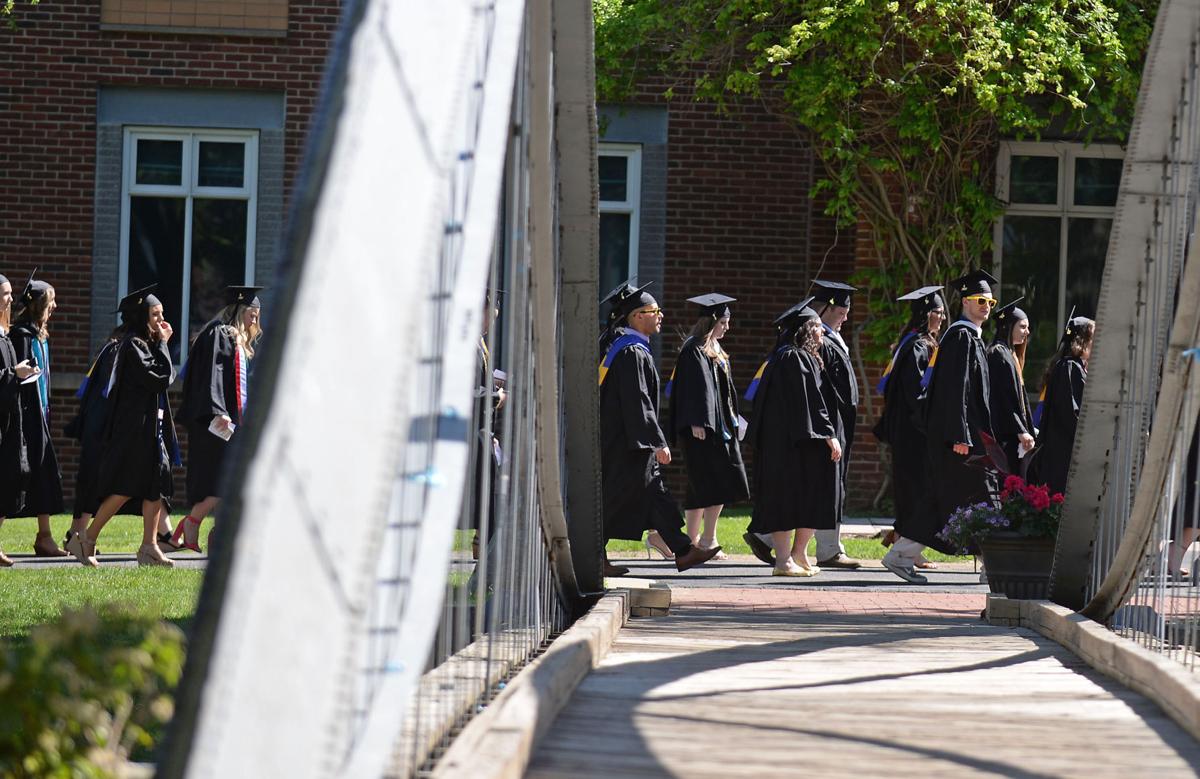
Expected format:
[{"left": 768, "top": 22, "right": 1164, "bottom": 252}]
[
  {"left": 595, "top": 0, "right": 1156, "bottom": 364},
  {"left": 4, "top": 0, "right": 39, "bottom": 27}
]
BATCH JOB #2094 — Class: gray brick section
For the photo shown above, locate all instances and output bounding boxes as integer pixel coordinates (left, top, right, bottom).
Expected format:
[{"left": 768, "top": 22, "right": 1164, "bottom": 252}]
[
  {"left": 91, "top": 124, "right": 124, "bottom": 358},
  {"left": 255, "top": 128, "right": 286, "bottom": 286}
]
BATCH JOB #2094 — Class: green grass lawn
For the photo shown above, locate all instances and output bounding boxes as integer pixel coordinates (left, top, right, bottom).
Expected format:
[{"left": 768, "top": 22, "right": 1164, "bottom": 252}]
[
  {"left": 0, "top": 567, "right": 204, "bottom": 639},
  {"left": 0, "top": 516, "right": 205, "bottom": 639},
  {"left": 604, "top": 510, "right": 969, "bottom": 563}
]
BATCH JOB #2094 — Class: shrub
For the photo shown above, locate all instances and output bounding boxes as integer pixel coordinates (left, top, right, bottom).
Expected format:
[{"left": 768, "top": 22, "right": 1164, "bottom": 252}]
[
  {"left": 0, "top": 605, "right": 185, "bottom": 778},
  {"left": 938, "top": 475, "right": 1064, "bottom": 554}
]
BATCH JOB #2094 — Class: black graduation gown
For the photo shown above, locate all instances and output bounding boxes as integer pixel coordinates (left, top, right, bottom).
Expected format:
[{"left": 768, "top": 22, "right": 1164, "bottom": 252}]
[
  {"left": 179, "top": 321, "right": 244, "bottom": 504},
  {"left": 873, "top": 333, "right": 933, "bottom": 539},
  {"left": 599, "top": 334, "right": 688, "bottom": 547},
  {"left": 9, "top": 323, "right": 63, "bottom": 516},
  {"left": 1033, "top": 357, "right": 1085, "bottom": 495},
  {"left": 919, "top": 321, "right": 997, "bottom": 552},
  {"left": 1173, "top": 409, "right": 1200, "bottom": 539},
  {"left": 669, "top": 337, "right": 749, "bottom": 508},
  {"left": 97, "top": 336, "right": 178, "bottom": 503},
  {"left": 986, "top": 343, "right": 1033, "bottom": 475},
  {"left": 65, "top": 339, "right": 121, "bottom": 515},
  {"left": 468, "top": 340, "right": 501, "bottom": 531},
  {"left": 818, "top": 328, "right": 858, "bottom": 520},
  {"left": 0, "top": 328, "right": 29, "bottom": 516},
  {"left": 746, "top": 347, "right": 838, "bottom": 533}
]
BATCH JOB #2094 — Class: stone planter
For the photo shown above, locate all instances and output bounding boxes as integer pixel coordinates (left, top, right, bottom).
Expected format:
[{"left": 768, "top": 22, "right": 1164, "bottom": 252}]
[{"left": 978, "top": 532, "right": 1056, "bottom": 600}]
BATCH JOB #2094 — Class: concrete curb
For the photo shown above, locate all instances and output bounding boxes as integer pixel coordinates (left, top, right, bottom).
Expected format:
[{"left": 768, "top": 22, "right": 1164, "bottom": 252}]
[
  {"left": 431, "top": 590, "right": 631, "bottom": 779},
  {"left": 987, "top": 595, "right": 1200, "bottom": 743}
]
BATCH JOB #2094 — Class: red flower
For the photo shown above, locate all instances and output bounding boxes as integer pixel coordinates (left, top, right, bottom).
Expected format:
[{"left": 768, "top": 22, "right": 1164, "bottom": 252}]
[
  {"left": 1004, "top": 475, "right": 1026, "bottom": 493},
  {"left": 1050, "top": 493, "right": 1065, "bottom": 505}
]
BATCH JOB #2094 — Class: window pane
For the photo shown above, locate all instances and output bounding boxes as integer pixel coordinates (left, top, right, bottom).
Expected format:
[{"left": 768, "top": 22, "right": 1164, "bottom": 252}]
[
  {"left": 135, "top": 139, "right": 183, "bottom": 186},
  {"left": 128, "top": 196, "right": 185, "bottom": 362},
  {"left": 598, "top": 156, "right": 628, "bottom": 202},
  {"left": 1066, "top": 217, "right": 1110, "bottom": 318},
  {"left": 599, "top": 212, "right": 631, "bottom": 305},
  {"left": 1001, "top": 215, "right": 1061, "bottom": 389},
  {"left": 1073, "top": 158, "right": 1122, "bottom": 207},
  {"left": 198, "top": 142, "right": 246, "bottom": 188},
  {"left": 190, "top": 198, "right": 249, "bottom": 341},
  {"left": 1009, "top": 155, "right": 1058, "bottom": 205}
]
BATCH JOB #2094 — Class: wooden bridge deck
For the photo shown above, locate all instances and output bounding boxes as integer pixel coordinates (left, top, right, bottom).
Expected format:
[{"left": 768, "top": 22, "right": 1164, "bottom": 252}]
[{"left": 525, "top": 589, "right": 1200, "bottom": 778}]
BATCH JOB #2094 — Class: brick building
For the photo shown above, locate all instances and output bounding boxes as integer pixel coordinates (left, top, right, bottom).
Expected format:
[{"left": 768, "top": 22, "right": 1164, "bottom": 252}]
[{"left": 0, "top": 0, "right": 340, "bottom": 506}]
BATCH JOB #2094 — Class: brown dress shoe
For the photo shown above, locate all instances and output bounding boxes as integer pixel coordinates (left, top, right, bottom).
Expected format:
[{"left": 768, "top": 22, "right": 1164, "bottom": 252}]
[
  {"left": 675, "top": 544, "right": 721, "bottom": 572},
  {"left": 33, "top": 531, "right": 69, "bottom": 557},
  {"left": 817, "top": 553, "right": 863, "bottom": 570}
]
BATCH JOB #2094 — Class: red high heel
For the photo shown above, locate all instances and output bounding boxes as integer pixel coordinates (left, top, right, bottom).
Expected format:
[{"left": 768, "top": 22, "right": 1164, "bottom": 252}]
[{"left": 170, "top": 515, "right": 204, "bottom": 553}]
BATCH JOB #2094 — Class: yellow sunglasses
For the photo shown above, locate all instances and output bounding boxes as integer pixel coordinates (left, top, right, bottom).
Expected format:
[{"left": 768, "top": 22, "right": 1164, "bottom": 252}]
[
  {"left": 964, "top": 295, "right": 998, "bottom": 307},
  {"left": 635, "top": 307, "right": 663, "bottom": 316}
]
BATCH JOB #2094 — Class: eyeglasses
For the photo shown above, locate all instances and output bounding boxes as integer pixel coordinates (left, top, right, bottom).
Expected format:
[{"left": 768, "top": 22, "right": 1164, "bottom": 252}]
[
  {"left": 963, "top": 295, "right": 998, "bottom": 307},
  {"left": 635, "top": 308, "right": 663, "bottom": 317}
]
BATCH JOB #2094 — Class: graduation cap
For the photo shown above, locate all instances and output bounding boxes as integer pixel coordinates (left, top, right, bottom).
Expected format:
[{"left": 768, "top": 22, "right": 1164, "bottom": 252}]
[
  {"left": 20, "top": 268, "right": 51, "bottom": 303},
  {"left": 1061, "top": 306, "right": 1093, "bottom": 343},
  {"left": 687, "top": 292, "right": 735, "bottom": 319},
  {"left": 117, "top": 284, "right": 161, "bottom": 316},
  {"left": 812, "top": 279, "right": 856, "bottom": 308},
  {"left": 993, "top": 297, "right": 1027, "bottom": 325},
  {"left": 226, "top": 285, "right": 263, "bottom": 308},
  {"left": 602, "top": 279, "right": 655, "bottom": 323},
  {"left": 897, "top": 284, "right": 946, "bottom": 314},
  {"left": 949, "top": 268, "right": 998, "bottom": 298},
  {"left": 773, "top": 296, "right": 820, "bottom": 329}
]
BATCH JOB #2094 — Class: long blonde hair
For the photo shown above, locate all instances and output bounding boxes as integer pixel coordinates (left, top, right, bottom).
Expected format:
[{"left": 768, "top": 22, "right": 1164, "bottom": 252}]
[
  {"left": 686, "top": 315, "right": 728, "bottom": 362},
  {"left": 217, "top": 303, "right": 262, "bottom": 358}
]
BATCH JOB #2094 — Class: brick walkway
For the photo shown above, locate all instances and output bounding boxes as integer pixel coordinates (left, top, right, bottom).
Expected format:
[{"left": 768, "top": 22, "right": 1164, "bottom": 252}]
[
  {"left": 673, "top": 587, "right": 986, "bottom": 617},
  {"left": 526, "top": 587, "right": 1200, "bottom": 778}
]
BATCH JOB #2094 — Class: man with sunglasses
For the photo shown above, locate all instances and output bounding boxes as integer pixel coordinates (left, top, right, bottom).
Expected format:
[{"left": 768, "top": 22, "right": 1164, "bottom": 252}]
[
  {"left": 882, "top": 269, "right": 999, "bottom": 584},
  {"left": 597, "top": 281, "right": 723, "bottom": 576}
]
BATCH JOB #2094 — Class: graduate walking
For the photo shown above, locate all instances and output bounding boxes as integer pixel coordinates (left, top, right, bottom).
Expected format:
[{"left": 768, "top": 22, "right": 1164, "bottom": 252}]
[
  {"left": 811, "top": 280, "right": 864, "bottom": 570},
  {"left": 0, "top": 274, "right": 40, "bottom": 566},
  {"left": 883, "top": 269, "right": 999, "bottom": 584},
  {"left": 746, "top": 302, "right": 842, "bottom": 576},
  {"left": 174, "top": 286, "right": 263, "bottom": 552},
  {"left": 668, "top": 293, "right": 749, "bottom": 559},
  {"left": 873, "top": 286, "right": 946, "bottom": 570},
  {"left": 1031, "top": 315, "right": 1093, "bottom": 495},
  {"left": 599, "top": 281, "right": 721, "bottom": 576},
  {"left": 9, "top": 272, "right": 67, "bottom": 557},
  {"left": 67, "top": 286, "right": 180, "bottom": 568},
  {"left": 987, "top": 299, "right": 1036, "bottom": 475}
]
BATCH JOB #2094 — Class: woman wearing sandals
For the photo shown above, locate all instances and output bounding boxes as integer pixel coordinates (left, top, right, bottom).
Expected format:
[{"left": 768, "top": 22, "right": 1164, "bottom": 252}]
[
  {"left": 745, "top": 300, "right": 841, "bottom": 577},
  {"left": 67, "top": 285, "right": 180, "bottom": 567},
  {"left": 662, "top": 293, "right": 749, "bottom": 561},
  {"left": 175, "top": 286, "right": 263, "bottom": 553},
  {"left": 9, "top": 272, "right": 68, "bottom": 558},
  {"left": 987, "top": 299, "right": 1036, "bottom": 475},
  {"left": 0, "top": 273, "right": 41, "bottom": 566}
]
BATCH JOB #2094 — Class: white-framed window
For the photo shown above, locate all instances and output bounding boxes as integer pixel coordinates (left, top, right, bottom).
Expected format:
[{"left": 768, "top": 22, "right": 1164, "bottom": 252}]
[
  {"left": 598, "top": 144, "right": 641, "bottom": 300},
  {"left": 993, "top": 141, "right": 1123, "bottom": 385},
  {"left": 119, "top": 127, "right": 259, "bottom": 364}
]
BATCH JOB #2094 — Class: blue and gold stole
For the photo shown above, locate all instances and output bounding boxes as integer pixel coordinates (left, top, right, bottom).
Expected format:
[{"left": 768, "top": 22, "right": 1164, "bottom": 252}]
[
  {"left": 598, "top": 332, "right": 651, "bottom": 386},
  {"left": 876, "top": 330, "right": 918, "bottom": 395},
  {"left": 744, "top": 347, "right": 785, "bottom": 402}
]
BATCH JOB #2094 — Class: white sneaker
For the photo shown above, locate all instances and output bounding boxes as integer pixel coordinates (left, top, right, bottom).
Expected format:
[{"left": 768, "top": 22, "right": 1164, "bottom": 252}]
[{"left": 882, "top": 558, "right": 928, "bottom": 584}]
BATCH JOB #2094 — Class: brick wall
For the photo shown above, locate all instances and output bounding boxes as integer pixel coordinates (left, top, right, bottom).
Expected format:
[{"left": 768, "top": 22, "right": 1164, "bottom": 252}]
[{"left": 0, "top": 0, "right": 339, "bottom": 509}]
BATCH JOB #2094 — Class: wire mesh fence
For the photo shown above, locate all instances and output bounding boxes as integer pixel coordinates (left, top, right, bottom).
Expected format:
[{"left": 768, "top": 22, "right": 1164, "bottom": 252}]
[{"left": 1051, "top": 0, "right": 1200, "bottom": 673}]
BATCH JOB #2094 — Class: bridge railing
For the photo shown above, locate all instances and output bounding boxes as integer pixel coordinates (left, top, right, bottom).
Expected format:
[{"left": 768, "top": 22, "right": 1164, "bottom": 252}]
[{"left": 1051, "top": 0, "right": 1200, "bottom": 673}]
